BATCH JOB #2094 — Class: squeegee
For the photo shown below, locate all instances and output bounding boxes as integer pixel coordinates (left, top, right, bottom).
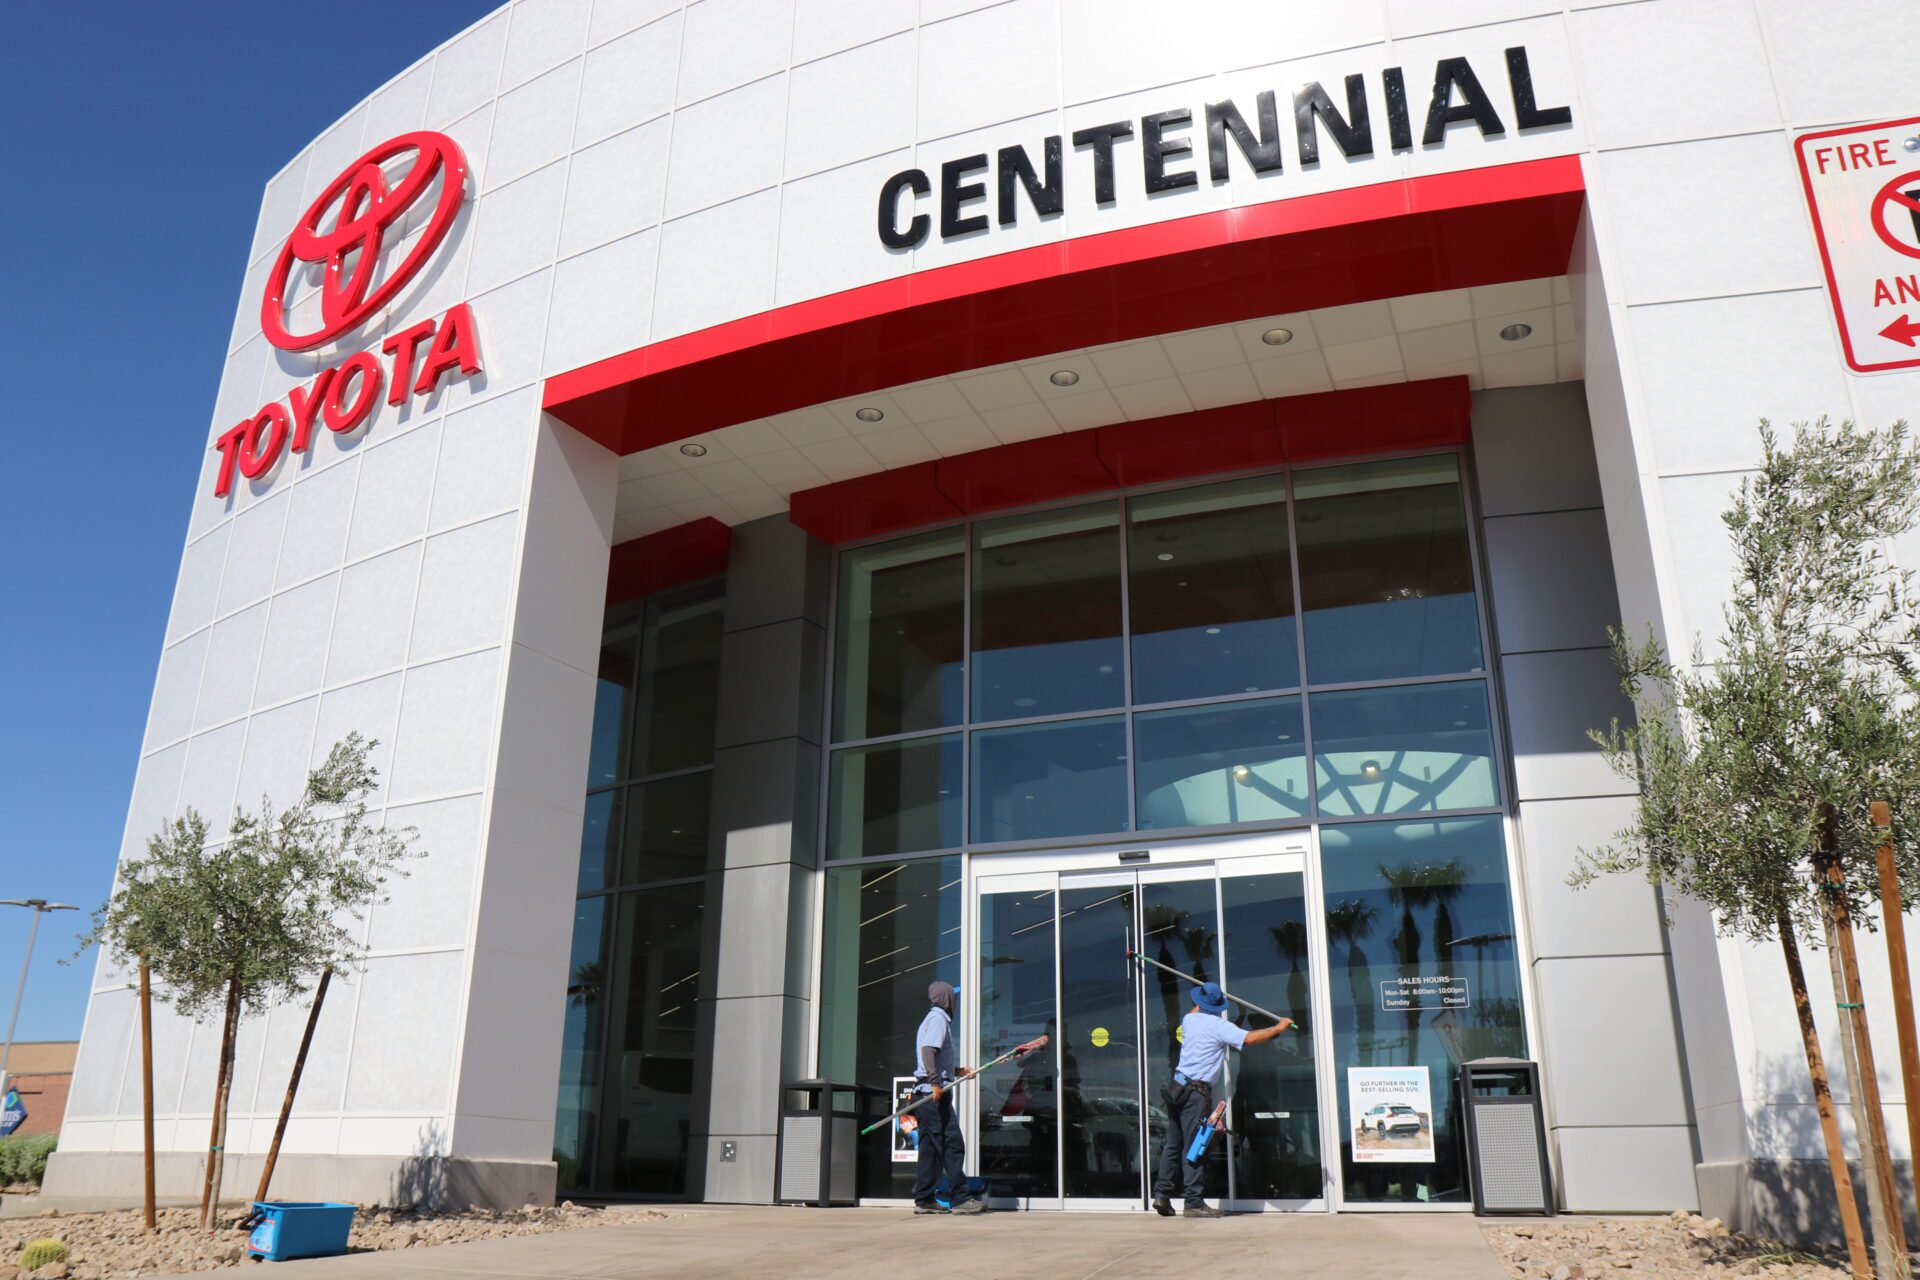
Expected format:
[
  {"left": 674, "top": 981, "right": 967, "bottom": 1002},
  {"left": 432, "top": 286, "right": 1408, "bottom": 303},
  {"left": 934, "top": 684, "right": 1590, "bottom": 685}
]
[{"left": 859, "top": 1035, "right": 1050, "bottom": 1137}]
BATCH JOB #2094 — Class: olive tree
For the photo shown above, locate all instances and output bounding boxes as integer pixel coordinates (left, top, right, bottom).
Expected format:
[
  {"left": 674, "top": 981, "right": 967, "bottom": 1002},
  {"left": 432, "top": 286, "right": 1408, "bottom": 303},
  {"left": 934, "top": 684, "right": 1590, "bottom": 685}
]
[
  {"left": 80, "top": 733, "right": 417, "bottom": 1228},
  {"left": 1580, "top": 419, "right": 1920, "bottom": 1272}
]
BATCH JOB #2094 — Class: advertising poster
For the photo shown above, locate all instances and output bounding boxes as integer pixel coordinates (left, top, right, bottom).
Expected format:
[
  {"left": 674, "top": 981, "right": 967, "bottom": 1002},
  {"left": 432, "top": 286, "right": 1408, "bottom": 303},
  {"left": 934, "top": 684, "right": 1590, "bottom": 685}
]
[
  {"left": 1347, "top": 1065, "right": 1434, "bottom": 1163},
  {"left": 891, "top": 1076, "right": 920, "bottom": 1163}
]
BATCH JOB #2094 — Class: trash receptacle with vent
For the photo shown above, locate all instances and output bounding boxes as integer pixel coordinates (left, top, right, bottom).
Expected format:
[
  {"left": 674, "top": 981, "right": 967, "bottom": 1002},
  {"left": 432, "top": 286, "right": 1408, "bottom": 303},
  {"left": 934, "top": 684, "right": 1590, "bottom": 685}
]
[
  {"left": 1459, "top": 1058, "right": 1555, "bottom": 1216},
  {"left": 774, "top": 1079, "right": 883, "bottom": 1206}
]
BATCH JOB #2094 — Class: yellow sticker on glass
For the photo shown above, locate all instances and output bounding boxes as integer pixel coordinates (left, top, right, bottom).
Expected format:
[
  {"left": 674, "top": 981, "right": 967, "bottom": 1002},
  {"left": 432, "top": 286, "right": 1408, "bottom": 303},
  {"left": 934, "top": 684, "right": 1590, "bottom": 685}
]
[
  {"left": 1090, "top": 1026, "right": 1110, "bottom": 1048},
  {"left": 1176, "top": 1026, "right": 1185, "bottom": 1043}
]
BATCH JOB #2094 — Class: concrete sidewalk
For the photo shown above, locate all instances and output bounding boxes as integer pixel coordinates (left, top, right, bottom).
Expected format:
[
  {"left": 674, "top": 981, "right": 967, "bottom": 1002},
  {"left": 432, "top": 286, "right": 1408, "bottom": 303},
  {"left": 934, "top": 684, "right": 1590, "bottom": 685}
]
[{"left": 272, "top": 1205, "right": 1511, "bottom": 1280}]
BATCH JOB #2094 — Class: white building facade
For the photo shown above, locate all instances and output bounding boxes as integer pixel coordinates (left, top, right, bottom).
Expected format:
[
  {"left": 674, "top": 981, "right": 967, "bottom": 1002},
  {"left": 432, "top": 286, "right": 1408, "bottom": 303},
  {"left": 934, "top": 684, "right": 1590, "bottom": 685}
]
[{"left": 44, "top": 0, "right": 1920, "bottom": 1239}]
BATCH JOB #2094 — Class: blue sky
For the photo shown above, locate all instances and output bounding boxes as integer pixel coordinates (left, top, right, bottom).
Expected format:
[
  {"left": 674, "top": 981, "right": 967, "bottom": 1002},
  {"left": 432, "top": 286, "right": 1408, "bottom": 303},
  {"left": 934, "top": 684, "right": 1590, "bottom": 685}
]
[{"left": 0, "top": 3, "right": 495, "bottom": 1045}]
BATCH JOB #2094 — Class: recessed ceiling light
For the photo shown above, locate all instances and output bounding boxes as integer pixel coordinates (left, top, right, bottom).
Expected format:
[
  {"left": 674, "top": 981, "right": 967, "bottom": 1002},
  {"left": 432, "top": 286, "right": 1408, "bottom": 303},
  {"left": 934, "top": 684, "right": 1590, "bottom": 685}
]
[
  {"left": 1499, "top": 323, "right": 1533, "bottom": 342},
  {"left": 680, "top": 443, "right": 708, "bottom": 457},
  {"left": 1049, "top": 369, "right": 1080, "bottom": 387},
  {"left": 1261, "top": 328, "right": 1294, "bottom": 346},
  {"left": 1156, "top": 552, "right": 1174, "bottom": 562},
  {"left": 854, "top": 406, "right": 885, "bottom": 422},
  {"left": 1360, "top": 759, "right": 1384, "bottom": 781}
]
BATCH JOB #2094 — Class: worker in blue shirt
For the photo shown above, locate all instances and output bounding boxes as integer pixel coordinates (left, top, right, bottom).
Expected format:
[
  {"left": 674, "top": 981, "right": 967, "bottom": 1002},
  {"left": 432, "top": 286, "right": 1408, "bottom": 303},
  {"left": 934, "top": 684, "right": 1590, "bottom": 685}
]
[
  {"left": 913, "top": 980, "right": 984, "bottom": 1215},
  {"left": 1153, "top": 981, "right": 1290, "bottom": 1218}
]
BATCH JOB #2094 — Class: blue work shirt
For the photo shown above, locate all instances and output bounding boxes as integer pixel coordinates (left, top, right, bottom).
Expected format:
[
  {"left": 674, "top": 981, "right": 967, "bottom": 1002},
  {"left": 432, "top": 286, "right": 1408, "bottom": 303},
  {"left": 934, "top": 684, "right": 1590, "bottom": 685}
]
[
  {"left": 913, "top": 1005, "right": 955, "bottom": 1093},
  {"left": 1173, "top": 1011, "right": 1248, "bottom": 1086}
]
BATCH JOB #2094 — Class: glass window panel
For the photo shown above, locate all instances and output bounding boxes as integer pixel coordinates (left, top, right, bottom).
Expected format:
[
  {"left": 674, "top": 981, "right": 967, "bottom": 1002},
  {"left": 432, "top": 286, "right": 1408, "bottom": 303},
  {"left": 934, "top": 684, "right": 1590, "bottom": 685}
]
[
  {"left": 630, "top": 591, "right": 724, "bottom": 777},
  {"left": 972, "top": 717, "right": 1129, "bottom": 844},
  {"left": 1134, "top": 697, "right": 1308, "bottom": 831},
  {"left": 587, "top": 626, "right": 637, "bottom": 787},
  {"left": 1128, "top": 476, "right": 1298, "bottom": 704},
  {"left": 553, "top": 898, "right": 609, "bottom": 1192},
  {"left": 620, "top": 772, "right": 711, "bottom": 885},
  {"left": 1219, "top": 868, "right": 1322, "bottom": 1200},
  {"left": 834, "top": 529, "right": 965, "bottom": 741},
  {"left": 1319, "top": 816, "right": 1526, "bottom": 1204},
  {"left": 827, "top": 735, "right": 962, "bottom": 860},
  {"left": 1294, "top": 455, "right": 1483, "bottom": 685},
  {"left": 978, "top": 886, "right": 1058, "bottom": 1199},
  {"left": 596, "top": 881, "right": 705, "bottom": 1196},
  {"left": 576, "top": 789, "right": 622, "bottom": 893},
  {"left": 1139, "top": 877, "right": 1228, "bottom": 1202},
  {"left": 1310, "top": 681, "right": 1498, "bottom": 817},
  {"left": 973, "top": 505, "right": 1124, "bottom": 721},
  {"left": 819, "top": 857, "right": 963, "bottom": 1199},
  {"left": 1058, "top": 881, "right": 1144, "bottom": 1199}
]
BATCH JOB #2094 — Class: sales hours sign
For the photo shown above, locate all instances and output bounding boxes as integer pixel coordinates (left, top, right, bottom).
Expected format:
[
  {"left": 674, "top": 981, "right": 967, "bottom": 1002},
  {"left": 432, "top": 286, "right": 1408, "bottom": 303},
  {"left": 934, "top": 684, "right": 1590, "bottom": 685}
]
[{"left": 1796, "top": 116, "right": 1920, "bottom": 373}]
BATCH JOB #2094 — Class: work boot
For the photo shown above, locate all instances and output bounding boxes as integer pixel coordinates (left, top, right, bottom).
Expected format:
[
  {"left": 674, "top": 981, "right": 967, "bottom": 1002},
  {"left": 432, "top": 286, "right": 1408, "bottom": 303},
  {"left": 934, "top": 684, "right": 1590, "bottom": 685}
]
[
  {"left": 951, "top": 1198, "right": 987, "bottom": 1215},
  {"left": 1152, "top": 1197, "right": 1174, "bottom": 1217},
  {"left": 1183, "top": 1203, "right": 1224, "bottom": 1218},
  {"left": 914, "top": 1203, "right": 948, "bottom": 1215}
]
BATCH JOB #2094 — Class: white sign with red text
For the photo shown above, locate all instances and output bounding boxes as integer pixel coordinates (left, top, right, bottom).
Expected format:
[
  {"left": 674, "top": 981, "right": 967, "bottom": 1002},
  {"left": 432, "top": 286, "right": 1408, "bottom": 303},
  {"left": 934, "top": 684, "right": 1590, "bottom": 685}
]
[{"left": 1796, "top": 116, "right": 1920, "bottom": 373}]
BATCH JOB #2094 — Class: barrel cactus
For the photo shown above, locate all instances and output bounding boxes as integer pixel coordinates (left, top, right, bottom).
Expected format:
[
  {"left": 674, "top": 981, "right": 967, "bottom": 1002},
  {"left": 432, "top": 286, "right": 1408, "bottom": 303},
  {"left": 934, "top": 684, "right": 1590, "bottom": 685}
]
[{"left": 20, "top": 1237, "right": 67, "bottom": 1270}]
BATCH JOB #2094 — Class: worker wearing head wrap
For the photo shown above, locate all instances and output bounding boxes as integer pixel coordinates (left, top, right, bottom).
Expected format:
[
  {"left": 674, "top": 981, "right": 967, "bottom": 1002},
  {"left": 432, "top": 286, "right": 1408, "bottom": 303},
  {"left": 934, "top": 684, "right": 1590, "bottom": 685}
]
[
  {"left": 912, "top": 980, "right": 984, "bottom": 1215},
  {"left": 1152, "top": 981, "right": 1291, "bottom": 1218}
]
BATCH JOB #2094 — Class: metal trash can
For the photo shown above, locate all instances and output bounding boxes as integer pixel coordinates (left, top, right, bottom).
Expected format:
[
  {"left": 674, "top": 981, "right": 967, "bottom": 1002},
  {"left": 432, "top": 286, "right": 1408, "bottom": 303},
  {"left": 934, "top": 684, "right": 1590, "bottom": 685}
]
[
  {"left": 1460, "top": 1058, "right": 1555, "bottom": 1216},
  {"left": 774, "top": 1079, "right": 882, "bottom": 1206}
]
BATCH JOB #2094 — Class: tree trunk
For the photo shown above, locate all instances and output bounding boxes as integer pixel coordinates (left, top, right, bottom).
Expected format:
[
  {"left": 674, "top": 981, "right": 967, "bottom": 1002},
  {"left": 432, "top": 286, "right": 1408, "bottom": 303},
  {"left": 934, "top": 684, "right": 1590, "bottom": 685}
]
[
  {"left": 199, "top": 977, "right": 242, "bottom": 1230},
  {"left": 138, "top": 957, "right": 156, "bottom": 1234},
  {"left": 255, "top": 970, "right": 329, "bottom": 1205},
  {"left": 1871, "top": 800, "right": 1920, "bottom": 1233},
  {"left": 1780, "top": 911, "right": 1873, "bottom": 1279}
]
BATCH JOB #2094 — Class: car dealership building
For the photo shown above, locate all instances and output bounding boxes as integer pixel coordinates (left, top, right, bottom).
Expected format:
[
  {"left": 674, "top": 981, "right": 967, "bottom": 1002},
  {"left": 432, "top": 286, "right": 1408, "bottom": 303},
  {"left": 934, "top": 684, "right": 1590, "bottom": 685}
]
[{"left": 45, "top": 0, "right": 1920, "bottom": 1235}]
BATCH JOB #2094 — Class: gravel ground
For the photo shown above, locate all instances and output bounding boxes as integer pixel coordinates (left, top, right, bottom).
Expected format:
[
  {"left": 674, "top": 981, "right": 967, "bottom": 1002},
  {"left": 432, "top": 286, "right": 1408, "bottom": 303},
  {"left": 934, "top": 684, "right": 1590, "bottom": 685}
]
[
  {"left": 1482, "top": 1210, "right": 1853, "bottom": 1279},
  {"left": 0, "top": 1202, "right": 671, "bottom": 1278}
]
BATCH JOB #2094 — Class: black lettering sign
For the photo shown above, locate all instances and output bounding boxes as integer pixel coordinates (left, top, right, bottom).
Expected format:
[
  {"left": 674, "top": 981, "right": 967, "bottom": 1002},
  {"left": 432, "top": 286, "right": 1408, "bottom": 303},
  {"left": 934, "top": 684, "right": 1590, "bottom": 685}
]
[
  {"left": 997, "top": 136, "right": 1064, "bottom": 226},
  {"left": 1293, "top": 74, "right": 1373, "bottom": 165},
  {"left": 877, "top": 168, "right": 930, "bottom": 250},
  {"left": 1072, "top": 120, "right": 1135, "bottom": 205},
  {"left": 1205, "top": 92, "right": 1283, "bottom": 182}
]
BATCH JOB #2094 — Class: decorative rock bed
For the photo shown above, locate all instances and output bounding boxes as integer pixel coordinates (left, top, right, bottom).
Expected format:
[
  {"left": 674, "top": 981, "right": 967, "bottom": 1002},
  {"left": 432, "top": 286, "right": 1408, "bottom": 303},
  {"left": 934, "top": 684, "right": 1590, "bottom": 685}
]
[
  {"left": 1, "top": 1201, "right": 670, "bottom": 1278},
  {"left": 1483, "top": 1210, "right": 1853, "bottom": 1279}
]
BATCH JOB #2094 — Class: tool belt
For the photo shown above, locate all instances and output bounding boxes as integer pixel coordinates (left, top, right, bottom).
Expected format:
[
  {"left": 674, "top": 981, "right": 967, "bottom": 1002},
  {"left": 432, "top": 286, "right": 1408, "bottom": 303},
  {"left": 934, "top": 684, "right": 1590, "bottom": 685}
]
[{"left": 1162, "top": 1073, "right": 1211, "bottom": 1113}]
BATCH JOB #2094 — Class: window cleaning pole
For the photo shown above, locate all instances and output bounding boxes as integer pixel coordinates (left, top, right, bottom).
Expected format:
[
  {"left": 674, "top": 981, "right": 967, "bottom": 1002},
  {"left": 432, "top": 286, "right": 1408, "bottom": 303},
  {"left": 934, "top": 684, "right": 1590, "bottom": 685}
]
[{"left": 1126, "top": 942, "right": 1295, "bottom": 1028}]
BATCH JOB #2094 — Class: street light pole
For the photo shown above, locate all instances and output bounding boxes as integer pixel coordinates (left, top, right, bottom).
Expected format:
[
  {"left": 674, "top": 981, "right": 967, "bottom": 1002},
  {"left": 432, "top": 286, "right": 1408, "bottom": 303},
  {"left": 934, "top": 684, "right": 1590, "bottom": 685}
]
[{"left": 0, "top": 899, "right": 79, "bottom": 1097}]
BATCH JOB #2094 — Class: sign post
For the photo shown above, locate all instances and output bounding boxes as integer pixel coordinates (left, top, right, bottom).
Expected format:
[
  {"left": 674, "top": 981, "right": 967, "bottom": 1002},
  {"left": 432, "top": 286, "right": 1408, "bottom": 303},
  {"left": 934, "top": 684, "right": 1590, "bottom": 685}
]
[{"left": 1796, "top": 116, "right": 1920, "bottom": 373}]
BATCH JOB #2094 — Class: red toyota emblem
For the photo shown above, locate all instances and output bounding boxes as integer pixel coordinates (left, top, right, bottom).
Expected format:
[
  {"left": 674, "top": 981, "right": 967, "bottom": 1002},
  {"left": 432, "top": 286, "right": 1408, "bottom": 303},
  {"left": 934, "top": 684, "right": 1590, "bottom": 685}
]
[{"left": 260, "top": 131, "right": 468, "bottom": 351}]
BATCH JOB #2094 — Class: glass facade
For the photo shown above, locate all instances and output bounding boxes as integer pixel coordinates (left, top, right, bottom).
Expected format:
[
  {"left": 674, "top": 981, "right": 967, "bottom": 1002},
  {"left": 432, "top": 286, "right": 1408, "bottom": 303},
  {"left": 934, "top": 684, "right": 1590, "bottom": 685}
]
[
  {"left": 826, "top": 457, "right": 1500, "bottom": 851},
  {"left": 814, "top": 452, "right": 1531, "bottom": 1209},
  {"left": 555, "top": 583, "right": 724, "bottom": 1197}
]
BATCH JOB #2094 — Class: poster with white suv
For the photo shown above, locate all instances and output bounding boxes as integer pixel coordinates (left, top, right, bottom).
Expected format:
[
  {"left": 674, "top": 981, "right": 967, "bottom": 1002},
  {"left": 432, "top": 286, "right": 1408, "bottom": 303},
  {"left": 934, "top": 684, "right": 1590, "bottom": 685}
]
[{"left": 1348, "top": 1066, "right": 1435, "bottom": 1163}]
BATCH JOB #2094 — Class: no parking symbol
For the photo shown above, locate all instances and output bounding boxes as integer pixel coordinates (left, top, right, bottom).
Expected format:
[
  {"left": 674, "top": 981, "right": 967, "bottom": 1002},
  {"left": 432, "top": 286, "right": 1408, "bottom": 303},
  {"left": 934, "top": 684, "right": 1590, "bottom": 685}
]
[{"left": 1796, "top": 116, "right": 1920, "bottom": 372}]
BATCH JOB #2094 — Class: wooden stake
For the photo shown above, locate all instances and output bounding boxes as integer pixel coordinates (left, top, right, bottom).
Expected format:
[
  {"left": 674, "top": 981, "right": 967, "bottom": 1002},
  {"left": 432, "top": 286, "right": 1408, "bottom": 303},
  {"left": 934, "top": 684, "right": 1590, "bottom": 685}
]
[
  {"left": 255, "top": 970, "right": 329, "bottom": 1205},
  {"left": 1781, "top": 911, "right": 1873, "bottom": 1279},
  {"left": 138, "top": 957, "right": 156, "bottom": 1234},
  {"left": 1823, "top": 838, "right": 1912, "bottom": 1275},
  {"left": 199, "top": 977, "right": 241, "bottom": 1231},
  {"left": 1871, "top": 800, "right": 1920, "bottom": 1231}
]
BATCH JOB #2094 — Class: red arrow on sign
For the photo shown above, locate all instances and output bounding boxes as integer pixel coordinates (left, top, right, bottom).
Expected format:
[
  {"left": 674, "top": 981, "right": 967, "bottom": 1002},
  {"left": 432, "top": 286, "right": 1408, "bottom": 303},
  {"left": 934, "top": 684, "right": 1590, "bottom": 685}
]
[{"left": 1880, "top": 314, "right": 1920, "bottom": 346}]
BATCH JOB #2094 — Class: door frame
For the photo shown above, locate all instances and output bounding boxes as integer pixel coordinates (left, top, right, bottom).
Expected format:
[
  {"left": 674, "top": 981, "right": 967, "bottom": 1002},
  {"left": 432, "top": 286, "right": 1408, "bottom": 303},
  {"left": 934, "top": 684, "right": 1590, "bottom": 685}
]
[{"left": 965, "top": 829, "right": 1336, "bottom": 1213}]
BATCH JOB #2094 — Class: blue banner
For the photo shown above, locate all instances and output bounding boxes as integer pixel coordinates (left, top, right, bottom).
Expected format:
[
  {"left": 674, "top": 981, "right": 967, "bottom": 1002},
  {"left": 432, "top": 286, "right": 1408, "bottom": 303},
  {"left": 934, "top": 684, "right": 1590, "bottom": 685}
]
[{"left": 0, "top": 1088, "right": 27, "bottom": 1137}]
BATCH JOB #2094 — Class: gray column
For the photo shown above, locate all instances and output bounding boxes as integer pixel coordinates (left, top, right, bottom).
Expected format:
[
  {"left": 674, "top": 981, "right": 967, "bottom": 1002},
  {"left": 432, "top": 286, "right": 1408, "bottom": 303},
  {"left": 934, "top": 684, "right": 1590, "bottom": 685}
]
[
  {"left": 1472, "top": 384, "right": 1700, "bottom": 1212},
  {"left": 694, "top": 515, "right": 831, "bottom": 1202}
]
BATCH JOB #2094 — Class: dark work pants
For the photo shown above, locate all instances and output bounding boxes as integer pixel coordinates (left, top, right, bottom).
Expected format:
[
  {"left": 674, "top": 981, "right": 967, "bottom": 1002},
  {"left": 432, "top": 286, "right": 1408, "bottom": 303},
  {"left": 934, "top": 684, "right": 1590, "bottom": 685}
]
[
  {"left": 1153, "top": 1083, "right": 1213, "bottom": 1206},
  {"left": 912, "top": 1092, "right": 967, "bottom": 1206}
]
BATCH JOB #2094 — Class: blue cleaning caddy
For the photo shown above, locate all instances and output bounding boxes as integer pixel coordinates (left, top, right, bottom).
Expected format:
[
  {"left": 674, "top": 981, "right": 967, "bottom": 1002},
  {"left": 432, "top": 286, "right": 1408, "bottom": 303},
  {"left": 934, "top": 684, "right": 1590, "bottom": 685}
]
[{"left": 245, "top": 1201, "right": 357, "bottom": 1261}]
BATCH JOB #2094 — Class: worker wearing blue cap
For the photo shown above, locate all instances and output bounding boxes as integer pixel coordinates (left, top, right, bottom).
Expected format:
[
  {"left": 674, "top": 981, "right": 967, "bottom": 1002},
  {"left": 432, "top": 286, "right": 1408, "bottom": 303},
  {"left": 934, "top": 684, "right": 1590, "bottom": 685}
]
[
  {"left": 913, "top": 980, "right": 983, "bottom": 1215},
  {"left": 1152, "top": 981, "right": 1291, "bottom": 1218}
]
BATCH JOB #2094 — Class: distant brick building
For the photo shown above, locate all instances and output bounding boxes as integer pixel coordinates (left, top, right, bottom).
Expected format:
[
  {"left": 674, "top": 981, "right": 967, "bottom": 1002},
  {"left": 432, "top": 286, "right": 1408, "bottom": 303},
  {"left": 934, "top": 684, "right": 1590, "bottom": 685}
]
[{"left": 7, "top": 1043, "right": 76, "bottom": 1138}]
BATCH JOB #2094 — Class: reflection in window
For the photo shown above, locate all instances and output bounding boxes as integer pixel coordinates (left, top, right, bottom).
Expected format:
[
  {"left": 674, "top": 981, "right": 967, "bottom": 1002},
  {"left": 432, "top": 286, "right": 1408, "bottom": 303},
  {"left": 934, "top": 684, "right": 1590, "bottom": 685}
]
[
  {"left": 588, "top": 627, "right": 636, "bottom": 787},
  {"left": 1128, "top": 475, "right": 1297, "bottom": 704},
  {"left": 1135, "top": 697, "right": 1308, "bottom": 831},
  {"left": 577, "top": 789, "right": 622, "bottom": 893},
  {"left": 973, "top": 505, "right": 1123, "bottom": 722},
  {"left": 629, "top": 593, "right": 724, "bottom": 777},
  {"left": 1295, "top": 456, "right": 1482, "bottom": 685},
  {"left": 1220, "top": 869, "right": 1322, "bottom": 1200},
  {"left": 819, "top": 858, "right": 963, "bottom": 1199},
  {"left": 1138, "top": 878, "right": 1228, "bottom": 1201},
  {"left": 596, "top": 882, "right": 705, "bottom": 1195},
  {"left": 621, "top": 772, "right": 711, "bottom": 884},
  {"left": 834, "top": 529, "right": 965, "bottom": 741},
  {"left": 978, "top": 887, "right": 1058, "bottom": 1199},
  {"left": 1320, "top": 816, "right": 1525, "bottom": 1204},
  {"left": 1311, "top": 680, "right": 1498, "bottom": 817},
  {"left": 553, "top": 898, "right": 607, "bottom": 1192},
  {"left": 827, "top": 734, "right": 962, "bottom": 859},
  {"left": 973, "top": 716, "right": 1129, "bottom": 844}
]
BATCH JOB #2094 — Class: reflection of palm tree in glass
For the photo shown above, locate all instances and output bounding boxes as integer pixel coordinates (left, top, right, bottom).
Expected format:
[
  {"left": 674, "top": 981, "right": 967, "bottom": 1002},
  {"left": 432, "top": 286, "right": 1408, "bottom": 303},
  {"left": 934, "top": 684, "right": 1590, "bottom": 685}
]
[
  {"left": 569, "top": 961, "right": 604, "bottom": 1007},
  {"left": 1144, "top": 904, "right": 1215, "bottom": 1063},
  {"left": 1269, "top": 920, "right": 1310, "bottom": 1040},
  {"left": 1380, "top": 860, "right": 1467, "bottom": 1065},
  {"left": 1324, "top": 899, "right": 1378, "bottom": 1064}
]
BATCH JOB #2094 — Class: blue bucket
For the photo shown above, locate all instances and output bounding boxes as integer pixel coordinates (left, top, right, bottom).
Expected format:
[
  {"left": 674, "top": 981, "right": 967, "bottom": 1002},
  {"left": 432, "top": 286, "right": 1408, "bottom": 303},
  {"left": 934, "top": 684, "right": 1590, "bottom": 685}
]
[{"left": 246, "top": 1201, "right": 357, "bottom": 1261}]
